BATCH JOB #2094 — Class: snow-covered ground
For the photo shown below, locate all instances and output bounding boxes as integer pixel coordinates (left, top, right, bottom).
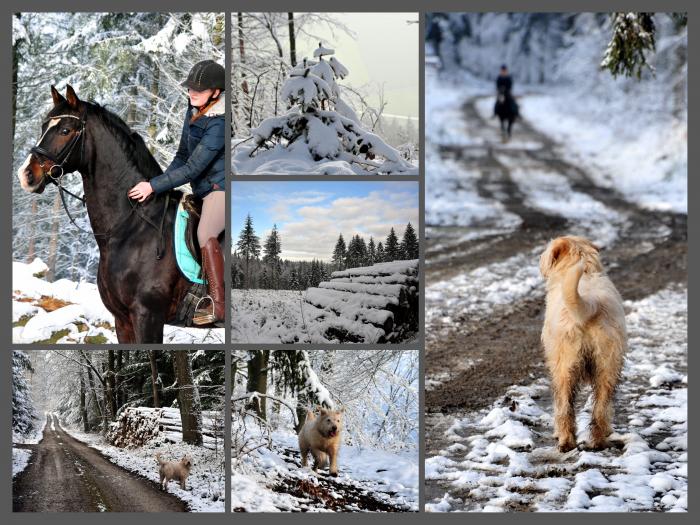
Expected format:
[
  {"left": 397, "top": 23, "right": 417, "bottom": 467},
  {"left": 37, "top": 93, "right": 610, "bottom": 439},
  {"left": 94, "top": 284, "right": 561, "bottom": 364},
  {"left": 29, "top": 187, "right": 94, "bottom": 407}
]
[
  {"left": 233, "top": 139, "right": 419, "bottom": 176},
  {"left": 232, "top": 285, "right": 417, "bottom": 344},
  {"left": 12, "top": 417, "right": 47, "bottom": 478},
  {"left": 521, "top": 94, "right": 686, "bottom": 214},
  {"left": 426, "top": 285, "right": 687, "bottom": 512},
  {"left": 12, "top": 259, "right": 224, "bottom": 344},
  {"left": 232, "top": 290, "right": 308, "bottom": 343},
  {"left": 65, "top": 426, "right": 225, "bottom": 513},
  {"left": 231, "top": 421, "right": 418, "bottom": 512},
  {"left": 425, "top": 69, "right": 521, "bottom": 233}
]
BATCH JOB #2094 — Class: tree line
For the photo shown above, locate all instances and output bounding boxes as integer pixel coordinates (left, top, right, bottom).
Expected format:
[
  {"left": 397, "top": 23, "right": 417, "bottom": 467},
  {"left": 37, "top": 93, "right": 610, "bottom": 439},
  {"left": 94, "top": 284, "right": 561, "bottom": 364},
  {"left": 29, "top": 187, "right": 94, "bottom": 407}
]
[
  {"left": 331, "top": 222, "right": 419, "bottom": 271},
  {"left": 233, "top": 214, "right": 420, "bottom": 290}
]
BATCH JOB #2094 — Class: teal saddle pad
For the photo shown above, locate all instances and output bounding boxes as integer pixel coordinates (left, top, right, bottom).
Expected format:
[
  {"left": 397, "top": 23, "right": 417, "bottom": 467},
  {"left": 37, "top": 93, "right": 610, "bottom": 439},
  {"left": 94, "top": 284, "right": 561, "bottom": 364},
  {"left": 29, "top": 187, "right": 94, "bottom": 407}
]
[{"left": 174, "top": 199, "right": 206, "bottom": 285}]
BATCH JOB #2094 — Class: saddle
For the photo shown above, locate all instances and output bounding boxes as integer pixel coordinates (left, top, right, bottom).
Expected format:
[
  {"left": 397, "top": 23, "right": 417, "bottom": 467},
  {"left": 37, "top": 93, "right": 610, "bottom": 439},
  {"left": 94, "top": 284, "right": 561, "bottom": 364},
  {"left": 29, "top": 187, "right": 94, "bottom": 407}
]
[{"left": 173, "top": 194, "right": 224, "bottom": 327}]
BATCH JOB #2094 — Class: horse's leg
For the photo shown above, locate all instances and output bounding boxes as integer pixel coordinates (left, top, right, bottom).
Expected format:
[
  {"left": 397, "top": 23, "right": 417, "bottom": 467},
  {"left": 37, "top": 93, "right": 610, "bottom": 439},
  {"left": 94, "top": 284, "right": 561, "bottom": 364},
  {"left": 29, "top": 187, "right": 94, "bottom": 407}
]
[
  {"left": 115, "top": 315, "right": 136, "bottom": 344},
  {"left": 130, "top": 305, "right": 165, "bottom": 344}
]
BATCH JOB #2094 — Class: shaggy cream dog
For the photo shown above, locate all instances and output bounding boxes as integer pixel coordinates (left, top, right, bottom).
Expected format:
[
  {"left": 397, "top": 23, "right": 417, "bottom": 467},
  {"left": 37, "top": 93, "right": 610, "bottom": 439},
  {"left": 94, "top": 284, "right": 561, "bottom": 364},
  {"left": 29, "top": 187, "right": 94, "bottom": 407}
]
[
  {"left": 155, "top": 453, "right": 192, "bottom": 490},
  {"left": 298, "top": 407, "right": 344, "bottom": 476},
  {"left": 539, "top": 236, "right": 627, "bottom": 452}
]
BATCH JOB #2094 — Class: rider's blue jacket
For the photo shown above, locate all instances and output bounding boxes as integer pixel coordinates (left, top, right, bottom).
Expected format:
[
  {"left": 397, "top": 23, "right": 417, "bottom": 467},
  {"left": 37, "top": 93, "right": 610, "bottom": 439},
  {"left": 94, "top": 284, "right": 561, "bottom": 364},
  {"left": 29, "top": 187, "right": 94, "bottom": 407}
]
[{"left": 149, "top": 98, "right": 225, "bottom": 198}]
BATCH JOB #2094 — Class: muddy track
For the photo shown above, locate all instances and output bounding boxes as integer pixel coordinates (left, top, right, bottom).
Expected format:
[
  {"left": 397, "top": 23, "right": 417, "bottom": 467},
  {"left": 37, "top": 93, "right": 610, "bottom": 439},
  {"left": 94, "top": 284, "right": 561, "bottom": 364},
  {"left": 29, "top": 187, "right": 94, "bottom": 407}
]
[
  {"left": 234, "top": 446, "right": 413, "bottom": 512},
  {"left": 13, "top": 414, "right": 188, "bottom": 512},
  {"left": 426, "top": 96, "right": 687, "bottom": 415}
]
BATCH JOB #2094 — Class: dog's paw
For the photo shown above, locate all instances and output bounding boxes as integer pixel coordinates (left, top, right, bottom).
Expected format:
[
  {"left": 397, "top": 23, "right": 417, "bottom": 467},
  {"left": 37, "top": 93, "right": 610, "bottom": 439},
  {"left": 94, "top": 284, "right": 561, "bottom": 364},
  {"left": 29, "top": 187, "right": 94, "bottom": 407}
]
[
  {"left": 585, "top": 439, "right": 609, "bottom": 451},
  {"left": 557, "top": 439, "right": 577, "bottom": 453},
  {"left": 330, "top": 472, "right": 338, "bottom": 478}
]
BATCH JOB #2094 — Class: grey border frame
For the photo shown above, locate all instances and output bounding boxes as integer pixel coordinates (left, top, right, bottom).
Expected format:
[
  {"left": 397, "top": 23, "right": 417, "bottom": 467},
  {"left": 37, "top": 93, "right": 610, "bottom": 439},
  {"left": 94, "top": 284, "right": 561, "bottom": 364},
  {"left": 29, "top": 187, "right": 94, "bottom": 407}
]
[{"left": 2, "top": 0, "right": 695, "bottom": 522}]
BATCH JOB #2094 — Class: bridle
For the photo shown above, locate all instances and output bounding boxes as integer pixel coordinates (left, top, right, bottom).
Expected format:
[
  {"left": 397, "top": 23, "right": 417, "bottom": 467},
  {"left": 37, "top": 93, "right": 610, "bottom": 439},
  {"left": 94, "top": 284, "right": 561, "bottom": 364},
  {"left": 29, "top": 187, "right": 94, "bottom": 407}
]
[
  {"left": 30, "top": 110, "right": 87, "bottom": 182},
  {"left": 28, "top": 108, "right": 170, "bottom": 259}
]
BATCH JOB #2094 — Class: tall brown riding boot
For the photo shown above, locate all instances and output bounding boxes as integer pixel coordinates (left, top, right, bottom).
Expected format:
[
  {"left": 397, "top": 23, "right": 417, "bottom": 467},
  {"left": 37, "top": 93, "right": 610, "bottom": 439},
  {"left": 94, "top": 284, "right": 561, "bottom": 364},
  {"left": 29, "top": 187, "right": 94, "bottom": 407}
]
[{"left": 193, "top": 238, "right": 225, "bottom": 326}]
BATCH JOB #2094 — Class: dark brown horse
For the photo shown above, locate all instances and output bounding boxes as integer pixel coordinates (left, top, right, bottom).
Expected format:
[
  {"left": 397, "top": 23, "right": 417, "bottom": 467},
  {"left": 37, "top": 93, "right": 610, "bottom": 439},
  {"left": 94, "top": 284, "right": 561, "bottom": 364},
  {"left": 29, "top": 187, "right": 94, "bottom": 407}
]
[
  {"left": 494, "top": 85, "right": 519, "bottom": 141},
  {"left": 17, "top": 85, "right": 204, "bottom": 343}
]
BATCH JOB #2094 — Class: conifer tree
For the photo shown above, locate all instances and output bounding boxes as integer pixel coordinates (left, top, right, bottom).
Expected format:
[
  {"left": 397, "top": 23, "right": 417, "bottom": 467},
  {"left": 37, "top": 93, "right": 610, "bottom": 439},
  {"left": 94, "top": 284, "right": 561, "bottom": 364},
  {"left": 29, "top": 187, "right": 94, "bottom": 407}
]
[
  {"left": 400, "top": 222, "right": 419, "bottom": 260},
  {"left": 236, "top": 214, "right": 261, "bottom": 288},
  {"left": 385, "top": 228, "right": 400, "bottom": 262},
  {"left": 332, "top": 234, "right": 347, "bottom": 271},
  {"left": 263, "top": 225, "right": 282, "bottom": 289}
]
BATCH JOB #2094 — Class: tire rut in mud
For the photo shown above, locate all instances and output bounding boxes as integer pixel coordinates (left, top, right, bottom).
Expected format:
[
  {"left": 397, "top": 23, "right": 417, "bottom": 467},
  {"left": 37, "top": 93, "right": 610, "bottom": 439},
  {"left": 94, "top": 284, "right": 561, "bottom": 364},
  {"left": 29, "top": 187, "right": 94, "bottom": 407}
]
[
  {"left": 13, "top": 415, "right": 188, "bottom": 512},
  {"left": 426, "top": 96, "right": 688, "bottom": 416}
]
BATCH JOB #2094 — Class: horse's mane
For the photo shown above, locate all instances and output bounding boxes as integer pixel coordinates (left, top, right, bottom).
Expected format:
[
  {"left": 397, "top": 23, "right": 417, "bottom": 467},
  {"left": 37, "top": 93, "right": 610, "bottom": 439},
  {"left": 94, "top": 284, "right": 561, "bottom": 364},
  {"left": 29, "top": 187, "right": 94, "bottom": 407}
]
[{"left": 52, "top": 101, "right": 164, "bottom": 179}]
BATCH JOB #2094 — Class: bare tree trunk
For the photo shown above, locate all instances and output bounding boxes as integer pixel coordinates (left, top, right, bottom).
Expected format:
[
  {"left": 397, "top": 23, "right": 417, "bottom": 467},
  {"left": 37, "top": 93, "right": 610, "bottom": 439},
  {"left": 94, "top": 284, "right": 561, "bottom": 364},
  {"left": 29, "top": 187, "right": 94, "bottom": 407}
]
[
  {"left": 26, "top": 200, "right": 38, "bottom": 262},
  {"left": 246, "top": 350, "right": 269, "bottom": 421},
  {"left": 237, "top": 13, "right": 249, "bottom": 96},
  {"left": 173, "top": 351, "right": 203, "bottom": 445},
  {"left": 46, "top": 193, "right": 62, "bottom": 282},
  {"left": 149, "top": 350, "right": 160, "bottom": 408},
  {"left": 85, "top": 362, "right": 102, "bottom": 430},
  {"left": 106, "top": 350, "right": 117, "bottom": 421},
  {"left": 288, "top": 13, "right": 297, "bottom": 66},
  {"left": 147, "top": 65, "right": 160, "bottom": 152},
  {"left": 116, "top": 350, "right": 123, "bottom": 407},
  {"left": 79, "top": 370, "right": 88, "bottom": 432}
]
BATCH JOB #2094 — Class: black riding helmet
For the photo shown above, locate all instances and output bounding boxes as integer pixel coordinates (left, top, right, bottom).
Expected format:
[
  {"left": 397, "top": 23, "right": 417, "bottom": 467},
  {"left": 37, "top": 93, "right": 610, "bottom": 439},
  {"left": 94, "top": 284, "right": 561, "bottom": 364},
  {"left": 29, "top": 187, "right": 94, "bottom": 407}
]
[{"left": 181, "top": 60, "right": 225, "bottom": 92}]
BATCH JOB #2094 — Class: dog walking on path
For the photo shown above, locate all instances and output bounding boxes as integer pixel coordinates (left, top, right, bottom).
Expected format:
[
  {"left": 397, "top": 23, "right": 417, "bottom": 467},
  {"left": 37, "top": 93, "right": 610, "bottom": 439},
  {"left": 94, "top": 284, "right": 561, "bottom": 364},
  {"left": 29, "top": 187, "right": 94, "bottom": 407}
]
[
  {"left": 298, "top": 407, "right": 344, "bottom": 477},
  {"left": 539, "top": 236, "right": 627, "bottom": 452},
  {"left": 156, "top": 453, "right": 193, "bottom": 490}
]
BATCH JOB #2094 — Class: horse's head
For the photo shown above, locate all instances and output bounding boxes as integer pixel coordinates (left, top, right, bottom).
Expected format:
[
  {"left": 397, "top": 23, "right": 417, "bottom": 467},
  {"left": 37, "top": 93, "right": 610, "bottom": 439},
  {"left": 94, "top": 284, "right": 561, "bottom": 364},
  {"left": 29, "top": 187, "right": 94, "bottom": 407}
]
[{"left": 17, "top": 85, "right": 87, "bottom": 194}]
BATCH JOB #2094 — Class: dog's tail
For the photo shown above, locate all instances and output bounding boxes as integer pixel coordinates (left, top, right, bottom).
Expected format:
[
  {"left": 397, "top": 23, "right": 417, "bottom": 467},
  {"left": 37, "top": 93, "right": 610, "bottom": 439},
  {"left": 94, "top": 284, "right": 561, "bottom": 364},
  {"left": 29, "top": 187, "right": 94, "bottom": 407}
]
[{"left": 562, "top": 262, "right": 595, "bottom": 325}]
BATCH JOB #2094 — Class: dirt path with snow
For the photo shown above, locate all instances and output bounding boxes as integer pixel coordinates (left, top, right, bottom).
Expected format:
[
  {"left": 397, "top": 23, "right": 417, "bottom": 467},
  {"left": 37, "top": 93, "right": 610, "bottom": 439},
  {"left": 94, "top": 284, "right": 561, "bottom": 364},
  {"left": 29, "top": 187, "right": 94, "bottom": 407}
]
[
  {"left": 13, "top": 414, "right": 188, "bottom": 512},
  {"left": 425, "top": 96, "right": 687, "bottom": 512}
]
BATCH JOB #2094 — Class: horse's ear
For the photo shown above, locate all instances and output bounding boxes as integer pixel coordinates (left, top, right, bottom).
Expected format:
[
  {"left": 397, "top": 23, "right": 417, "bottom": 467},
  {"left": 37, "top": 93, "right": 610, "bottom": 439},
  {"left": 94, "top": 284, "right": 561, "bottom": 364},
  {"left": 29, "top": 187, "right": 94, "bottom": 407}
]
[
  {"left": 65, "top": 85, "right": 80, "bottom": 109},
  {"left": 51, "top": 85, "right": 66, "bottom": 106}
]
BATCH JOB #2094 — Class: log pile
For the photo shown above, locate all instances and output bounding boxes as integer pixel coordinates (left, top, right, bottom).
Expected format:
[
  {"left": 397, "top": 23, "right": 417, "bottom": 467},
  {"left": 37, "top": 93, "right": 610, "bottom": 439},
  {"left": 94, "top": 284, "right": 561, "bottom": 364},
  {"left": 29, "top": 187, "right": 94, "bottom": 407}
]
[
  {"left": 303, "top": 259, "right": 419, "bottom": 343},
  {"left": 108, "top": 406, "right": 224, "bottom": 450}
]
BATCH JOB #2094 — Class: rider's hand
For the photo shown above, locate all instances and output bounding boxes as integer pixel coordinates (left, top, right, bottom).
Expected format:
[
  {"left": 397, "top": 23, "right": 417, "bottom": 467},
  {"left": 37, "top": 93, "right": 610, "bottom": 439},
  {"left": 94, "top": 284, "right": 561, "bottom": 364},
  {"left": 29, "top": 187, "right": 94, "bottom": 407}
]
[{"left": 128, "top": 181, "right": 154, "bottom": 202}]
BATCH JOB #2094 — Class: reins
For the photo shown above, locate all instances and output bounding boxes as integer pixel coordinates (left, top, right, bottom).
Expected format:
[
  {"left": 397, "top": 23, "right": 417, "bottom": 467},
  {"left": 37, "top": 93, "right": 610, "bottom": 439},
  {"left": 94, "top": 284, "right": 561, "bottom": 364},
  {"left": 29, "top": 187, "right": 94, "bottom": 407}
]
[{"left": 30, "top": 109, "right": 171, "bottom": 259}]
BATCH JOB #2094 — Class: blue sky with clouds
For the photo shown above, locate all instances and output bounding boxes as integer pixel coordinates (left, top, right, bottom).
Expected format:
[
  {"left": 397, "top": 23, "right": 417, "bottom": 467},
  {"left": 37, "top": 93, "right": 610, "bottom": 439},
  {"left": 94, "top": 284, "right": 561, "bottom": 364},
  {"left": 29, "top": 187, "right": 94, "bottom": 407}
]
[{"left": 232, "top": 181, "right": 419, "bottom": 261}]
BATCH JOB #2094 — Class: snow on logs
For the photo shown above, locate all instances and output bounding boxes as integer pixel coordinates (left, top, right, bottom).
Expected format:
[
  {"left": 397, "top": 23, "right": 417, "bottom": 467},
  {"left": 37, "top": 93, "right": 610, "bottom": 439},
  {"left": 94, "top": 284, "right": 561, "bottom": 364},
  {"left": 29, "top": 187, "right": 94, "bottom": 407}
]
[
  {"left": 303, "top": 259, "right": 419, "bottom": 343},
  {"left": 108, "top": 406, "right": 224, "bottom": 450}
]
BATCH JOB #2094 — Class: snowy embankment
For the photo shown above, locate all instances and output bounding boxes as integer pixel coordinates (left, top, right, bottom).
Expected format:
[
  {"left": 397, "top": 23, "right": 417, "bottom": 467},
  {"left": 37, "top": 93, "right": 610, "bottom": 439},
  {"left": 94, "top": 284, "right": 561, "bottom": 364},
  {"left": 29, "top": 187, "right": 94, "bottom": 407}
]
[
  {"left": 232, "top": 260, "right": 419, "bottom": 344},
  {"left": 231, "top": 422, "right": 418, "bottom": 512},
  {"left": 520, "top": 94, "right": 686, "bottom": 214},
  {"left": 65, "top": 421, "right": 225, "bottom": 513},
  {"left": 12, "top": 417, "right": 47, "bottom": 478},
  {"left": 12, "top": 258, "right": 224, "bottom": 344},
  {"left": 426, "top": 285, "right": 687, "bottom": 512}
]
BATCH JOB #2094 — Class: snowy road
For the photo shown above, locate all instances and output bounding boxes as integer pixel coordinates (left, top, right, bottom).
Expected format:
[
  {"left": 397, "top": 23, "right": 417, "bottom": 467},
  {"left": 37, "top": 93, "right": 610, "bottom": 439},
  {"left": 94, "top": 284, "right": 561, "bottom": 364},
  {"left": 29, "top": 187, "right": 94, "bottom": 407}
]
[
  {"left": 424, "top": 94, "right": 687, "bottom": 511},
  {"left": 13, "top": 414, "right": 188, "bottom": 512}
]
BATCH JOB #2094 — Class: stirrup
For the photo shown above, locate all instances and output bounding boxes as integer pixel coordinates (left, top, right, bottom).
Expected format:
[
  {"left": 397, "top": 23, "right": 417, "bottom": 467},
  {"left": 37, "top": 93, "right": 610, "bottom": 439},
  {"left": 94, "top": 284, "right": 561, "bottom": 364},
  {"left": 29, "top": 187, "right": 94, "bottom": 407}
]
[{"left": 193, "top": 295, "right": 216, "bottom": 325}]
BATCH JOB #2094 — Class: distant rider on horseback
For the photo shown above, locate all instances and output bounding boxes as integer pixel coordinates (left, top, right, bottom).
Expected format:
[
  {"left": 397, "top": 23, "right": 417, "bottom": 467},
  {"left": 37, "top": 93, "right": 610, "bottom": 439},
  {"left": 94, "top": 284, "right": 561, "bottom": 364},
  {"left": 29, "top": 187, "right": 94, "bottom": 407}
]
[
  {"left": 128, "top": 60, "right": 225, "bottom": 326},
  {"left": 494, "top": 64, "right": 518, "bottom": 115},
  {"left": 494, "top": 64, "right": 519, "bottom": 139}
]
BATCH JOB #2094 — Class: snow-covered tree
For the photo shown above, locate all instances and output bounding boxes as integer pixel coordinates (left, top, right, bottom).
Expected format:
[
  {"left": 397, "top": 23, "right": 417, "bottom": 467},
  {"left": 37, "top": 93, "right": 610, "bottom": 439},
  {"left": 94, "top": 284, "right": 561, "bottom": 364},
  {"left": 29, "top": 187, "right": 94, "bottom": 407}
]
[
  {"left": 237, "top": 43, "right": 417, "bottom": 174},
  {"left": 12, "top": 351, "right": 36, "bottom": 436}
]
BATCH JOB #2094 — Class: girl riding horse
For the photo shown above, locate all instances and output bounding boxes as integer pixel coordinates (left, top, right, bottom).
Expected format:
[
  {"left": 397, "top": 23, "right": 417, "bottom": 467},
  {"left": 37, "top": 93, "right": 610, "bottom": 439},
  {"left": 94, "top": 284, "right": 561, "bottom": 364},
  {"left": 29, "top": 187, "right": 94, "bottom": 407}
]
[{"left": 128, "top": 60, "right": 225, "bottom": 326}]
